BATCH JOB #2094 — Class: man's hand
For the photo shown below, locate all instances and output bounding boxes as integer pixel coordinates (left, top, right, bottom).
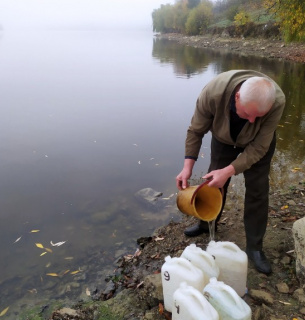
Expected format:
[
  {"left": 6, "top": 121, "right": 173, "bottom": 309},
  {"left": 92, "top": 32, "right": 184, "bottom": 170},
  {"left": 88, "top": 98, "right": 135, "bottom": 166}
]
[
  {"left": 203, "top": 165, "right": 235, "bottom": 188},
  {"left": 176, "top": 159, "right": 196, "bottom": 190}
]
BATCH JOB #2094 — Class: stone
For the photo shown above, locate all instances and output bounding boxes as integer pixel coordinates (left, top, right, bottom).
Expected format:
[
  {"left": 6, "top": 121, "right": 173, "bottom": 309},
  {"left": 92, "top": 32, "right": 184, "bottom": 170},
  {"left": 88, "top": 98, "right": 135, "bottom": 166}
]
[
  {"left": 56, "top": 307, "right": 78, "bottom": 317},
  {"left": 287, "top": 200, "right": 296, "bottom": 205},
  {"left": 276, "top": 282, "right": 289, "bottom": 293},
  {"left": 143, "top": 273, "right": 163, "bottom": 301},
  {"left": 292, "top": 218, "right": 305, "bottom": 283},
  {"left": 103, "top": 280, "right": 116, "bottom": 296},
  {"left": 280, "top": 255, "right": 291, "bottom": 265},
  {"left": 293, "top": 288, "right": 305, "bottom": 305},
  {"left": 135, "top": 188, "right": 163, "bottom": 207},
  {"left": 249, "top": 289, "right": 274, "bottom": 305}
]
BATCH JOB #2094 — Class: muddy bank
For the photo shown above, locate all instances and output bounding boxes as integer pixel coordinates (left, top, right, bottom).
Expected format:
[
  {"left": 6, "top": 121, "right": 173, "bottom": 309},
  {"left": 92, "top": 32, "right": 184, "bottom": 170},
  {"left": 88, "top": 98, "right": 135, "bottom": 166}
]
[{"left": 156, "top": 33, "right": 305, "bottom": 64}]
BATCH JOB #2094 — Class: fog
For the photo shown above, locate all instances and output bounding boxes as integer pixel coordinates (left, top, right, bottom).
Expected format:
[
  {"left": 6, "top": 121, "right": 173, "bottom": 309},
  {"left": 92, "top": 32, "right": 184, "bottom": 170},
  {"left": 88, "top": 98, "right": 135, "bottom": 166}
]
[{"left": 0, "top": 0, "right": 176, "bottom": 30}]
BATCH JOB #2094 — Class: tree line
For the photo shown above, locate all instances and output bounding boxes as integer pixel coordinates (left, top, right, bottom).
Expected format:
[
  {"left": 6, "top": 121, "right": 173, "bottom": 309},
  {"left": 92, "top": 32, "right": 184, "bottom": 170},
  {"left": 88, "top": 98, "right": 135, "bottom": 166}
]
[{"left": 152, "top": 0, "right": 305, "bottom": 42}]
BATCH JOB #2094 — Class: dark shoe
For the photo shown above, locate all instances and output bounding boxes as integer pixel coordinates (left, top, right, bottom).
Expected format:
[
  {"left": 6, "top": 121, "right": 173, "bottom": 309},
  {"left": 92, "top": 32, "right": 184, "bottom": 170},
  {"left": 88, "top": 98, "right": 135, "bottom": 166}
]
[
  {"left": 184, "top": 220, "right": 212, "bottom": 237},
  {"left": 246, "top": 249, "right": 272, "bottom": 274}
]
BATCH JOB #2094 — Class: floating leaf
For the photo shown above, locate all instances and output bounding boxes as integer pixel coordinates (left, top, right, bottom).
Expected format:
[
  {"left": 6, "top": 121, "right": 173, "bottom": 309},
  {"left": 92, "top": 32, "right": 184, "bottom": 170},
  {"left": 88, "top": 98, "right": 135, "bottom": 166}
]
[
  {"left": 50, "top": 241, "right": 66, "bottom": 247},
  {"left": 70, "top": 270, "right": 80, "bottom": 275},
  {"left": 46, "top": 273, "right": 59, "bottom": 277},
  {"left": 30, "top": 230, "right": 40, "bottom": 233},
  {"left": 0, "top": 307, "right": 9, "bottom": 317},
  {"left": 281, "top": 205, "right": 289, "bottom": 210},
  {"left": 13, "top": 236, "right": 22, "bottom": 243},
  {"left": 45, "top": 248, "right": 53, "bottom": 253},
  {"left": 35, "top": 243, "right": 44, "bottom": 249},
  {"left": 63, "top": 269, "right": 70, "bottom": 275},
  {"left": 40, "top": 252, "right": 47, "bottom": 256}
]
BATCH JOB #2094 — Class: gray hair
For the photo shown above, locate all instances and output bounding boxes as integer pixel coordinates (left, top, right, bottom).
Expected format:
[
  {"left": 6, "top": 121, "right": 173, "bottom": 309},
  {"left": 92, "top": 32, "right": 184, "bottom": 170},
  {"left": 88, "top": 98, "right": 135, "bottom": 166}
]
[{"left": 239, "top": 77, "right": 276, "bottom": 113}]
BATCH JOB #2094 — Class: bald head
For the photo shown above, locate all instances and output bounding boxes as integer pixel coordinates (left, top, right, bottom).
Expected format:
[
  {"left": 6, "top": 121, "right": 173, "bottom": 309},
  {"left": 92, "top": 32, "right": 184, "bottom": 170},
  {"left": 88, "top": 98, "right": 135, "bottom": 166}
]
[{"left": 239, "top": 77, "right": 276, "bottom": 114}]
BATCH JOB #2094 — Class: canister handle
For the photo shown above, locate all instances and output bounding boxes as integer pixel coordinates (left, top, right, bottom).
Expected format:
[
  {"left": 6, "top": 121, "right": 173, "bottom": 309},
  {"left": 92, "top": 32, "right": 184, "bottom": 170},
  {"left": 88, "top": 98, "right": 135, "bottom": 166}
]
[{"left": 220, "top": 285, "right": 244, "bottom": 310}]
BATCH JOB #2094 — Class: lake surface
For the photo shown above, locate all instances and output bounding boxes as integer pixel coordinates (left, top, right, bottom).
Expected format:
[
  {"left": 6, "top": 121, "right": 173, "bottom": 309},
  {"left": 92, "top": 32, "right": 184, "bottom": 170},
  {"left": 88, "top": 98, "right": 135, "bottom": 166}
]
[{"left": 0, "top": 28, "right": 304, "bottom": 318}]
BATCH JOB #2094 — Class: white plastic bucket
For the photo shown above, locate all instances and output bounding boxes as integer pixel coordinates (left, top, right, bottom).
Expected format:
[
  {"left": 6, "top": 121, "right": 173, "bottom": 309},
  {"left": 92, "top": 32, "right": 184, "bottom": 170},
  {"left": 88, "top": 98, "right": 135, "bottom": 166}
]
[
  {"left": 161, "top": 256, "right": 205, "bottom": 312},
  {"left": 206, "top": 241, "right": 248, "bottom": 297},
  {"left": 181, "top": 243, "right": 220, "bottom": 286},
  {"left": 172, "top": 282, "right": 219, "bottom": 320},
  {"left": 203, "top": 277, "right": 251, "bottom": 320}
]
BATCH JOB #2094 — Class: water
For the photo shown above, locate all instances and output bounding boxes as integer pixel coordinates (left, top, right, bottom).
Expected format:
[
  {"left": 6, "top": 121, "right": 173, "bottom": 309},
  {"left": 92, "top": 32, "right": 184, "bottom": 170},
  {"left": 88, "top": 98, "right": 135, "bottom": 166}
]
[
  {"left": 0, "top": 28, "right": 304, "bottom": 318},
  {"left": 208, "top": 220, "right": 216, "bottom": 242}
]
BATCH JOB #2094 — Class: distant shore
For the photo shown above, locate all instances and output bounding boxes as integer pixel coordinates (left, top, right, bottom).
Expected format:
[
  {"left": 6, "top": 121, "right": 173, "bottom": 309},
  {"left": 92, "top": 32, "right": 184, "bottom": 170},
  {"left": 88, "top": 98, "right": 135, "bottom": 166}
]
[{"left": 156, "top": 33, "right": 305, "bottom": 64}]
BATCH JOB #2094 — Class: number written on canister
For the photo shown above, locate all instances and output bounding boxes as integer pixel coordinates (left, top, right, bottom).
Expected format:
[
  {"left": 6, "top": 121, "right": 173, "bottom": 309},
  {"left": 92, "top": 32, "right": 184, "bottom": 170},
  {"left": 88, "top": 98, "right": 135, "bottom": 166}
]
[{"left": 163, "top": 271, "right": 170, "bottom": 281}]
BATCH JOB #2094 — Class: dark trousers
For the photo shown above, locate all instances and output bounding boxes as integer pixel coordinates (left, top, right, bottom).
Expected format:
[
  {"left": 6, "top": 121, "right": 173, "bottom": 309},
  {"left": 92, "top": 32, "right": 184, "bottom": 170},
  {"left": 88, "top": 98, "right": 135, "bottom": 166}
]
[{"left": 209, "top": 134, "right": 276, "bottom": 251}]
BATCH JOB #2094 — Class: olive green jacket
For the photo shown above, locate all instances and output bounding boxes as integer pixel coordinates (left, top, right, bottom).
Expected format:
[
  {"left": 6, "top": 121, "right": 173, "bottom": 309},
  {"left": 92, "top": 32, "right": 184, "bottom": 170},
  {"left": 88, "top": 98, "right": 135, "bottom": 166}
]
[{"left": 185, "top": 70, "right": 286, "bottom": 174}]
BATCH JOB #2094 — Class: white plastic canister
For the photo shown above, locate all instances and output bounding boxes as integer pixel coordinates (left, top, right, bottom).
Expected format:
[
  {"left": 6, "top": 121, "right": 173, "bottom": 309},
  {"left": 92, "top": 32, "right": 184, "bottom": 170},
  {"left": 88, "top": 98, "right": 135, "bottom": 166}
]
[
  {"left": 161, "top": 256, "right": 205, "bottom": 312},
  {"left": 203, "top": 277, "right": 251, "bottom": 320},
  {"left": 206, "top": 241, "right": 248, "bottom": 297},
  {"left": 181, "top": 243, "right": 220, "bottom": 286},
  {"left": 172, "top": 282, "right": 219, "bottom": 320}
]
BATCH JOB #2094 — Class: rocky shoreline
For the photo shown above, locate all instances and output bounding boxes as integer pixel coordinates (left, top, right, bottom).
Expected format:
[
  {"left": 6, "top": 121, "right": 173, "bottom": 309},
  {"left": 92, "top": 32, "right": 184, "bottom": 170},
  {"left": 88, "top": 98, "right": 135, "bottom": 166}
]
[{"left": 156, "top": 33, "right": 305, "bottom": 64}]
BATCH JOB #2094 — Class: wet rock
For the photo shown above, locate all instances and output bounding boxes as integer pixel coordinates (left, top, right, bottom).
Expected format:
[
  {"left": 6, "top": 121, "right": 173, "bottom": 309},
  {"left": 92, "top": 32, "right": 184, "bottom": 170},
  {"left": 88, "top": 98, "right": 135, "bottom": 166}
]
[
  {"left": 276, "top": 282, "right": 289, "bottom": 293},
  {"left": 249, "top": 289, "right": 274, "bottom": 305},
  {"left": 135, "top": 188, "right": 163, "bottom": 208},
  {"left": 137, "top": 236, "right": 153, "bottom": 248},
  {"left": 143, "top": 273, "right": 163, "bottom": 301},
  {"left": 103, "top": 288, "right": 147, "bottom": 318},
  {"left": 103, "top": 280, "right": 116, "bottom": 296},
  {"left": 292, "top": 217, "right": 305, "bottom": 283}
]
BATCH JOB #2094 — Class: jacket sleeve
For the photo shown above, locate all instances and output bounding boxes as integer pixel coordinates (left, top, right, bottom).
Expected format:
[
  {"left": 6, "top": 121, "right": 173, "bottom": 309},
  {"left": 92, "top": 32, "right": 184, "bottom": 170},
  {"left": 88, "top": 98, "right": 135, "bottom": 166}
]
[
  {"left": 231, "top": 97, "right": 286, "bottom": 174},
  {"left": 185, "top": 88, "right": 214, "bottom": 159}
]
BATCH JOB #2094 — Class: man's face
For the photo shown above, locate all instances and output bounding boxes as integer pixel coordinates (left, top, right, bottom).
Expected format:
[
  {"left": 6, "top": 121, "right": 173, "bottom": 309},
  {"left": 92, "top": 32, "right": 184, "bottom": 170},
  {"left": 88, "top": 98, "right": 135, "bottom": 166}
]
[{"left": 235, "top": 91, "right": 267, "bottom": 123}]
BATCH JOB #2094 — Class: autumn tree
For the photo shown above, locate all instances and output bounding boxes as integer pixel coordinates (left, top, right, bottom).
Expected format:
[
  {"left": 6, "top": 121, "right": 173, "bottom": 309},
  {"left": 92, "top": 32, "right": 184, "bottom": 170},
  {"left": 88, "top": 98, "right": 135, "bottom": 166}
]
[
  {"left": 185, "top": 0, "right": 213, "bottom": 35},
  {"left": 152, "top": 4, "right": 175, "bottom": 33},
  {"left": 264, "top": 0, "right": 305, "bottom": 41},
  {"left": 188, "top": 0, "right": 201, "bottom": 9}
]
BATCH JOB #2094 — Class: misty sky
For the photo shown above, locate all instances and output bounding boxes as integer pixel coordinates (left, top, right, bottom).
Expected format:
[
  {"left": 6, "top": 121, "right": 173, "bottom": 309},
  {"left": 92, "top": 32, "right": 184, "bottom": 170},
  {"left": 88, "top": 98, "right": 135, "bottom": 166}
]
[{"left": 0, "top": 0, "right": 176, "bottom": 30}]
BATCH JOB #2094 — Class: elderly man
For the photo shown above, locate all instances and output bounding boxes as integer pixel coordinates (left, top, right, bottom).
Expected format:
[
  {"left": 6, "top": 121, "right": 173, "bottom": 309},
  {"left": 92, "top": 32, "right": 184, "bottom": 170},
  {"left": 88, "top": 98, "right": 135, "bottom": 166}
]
[{"left": 176, "top": 70, "right": 285, "bottom": 274}]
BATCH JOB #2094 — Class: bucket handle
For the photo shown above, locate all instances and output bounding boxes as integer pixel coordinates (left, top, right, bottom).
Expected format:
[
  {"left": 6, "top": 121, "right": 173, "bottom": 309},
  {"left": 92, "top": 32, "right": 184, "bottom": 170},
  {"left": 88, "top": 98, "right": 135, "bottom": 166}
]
[{"left": 190, "top": 179, "right": 224, "bottom": 206}]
